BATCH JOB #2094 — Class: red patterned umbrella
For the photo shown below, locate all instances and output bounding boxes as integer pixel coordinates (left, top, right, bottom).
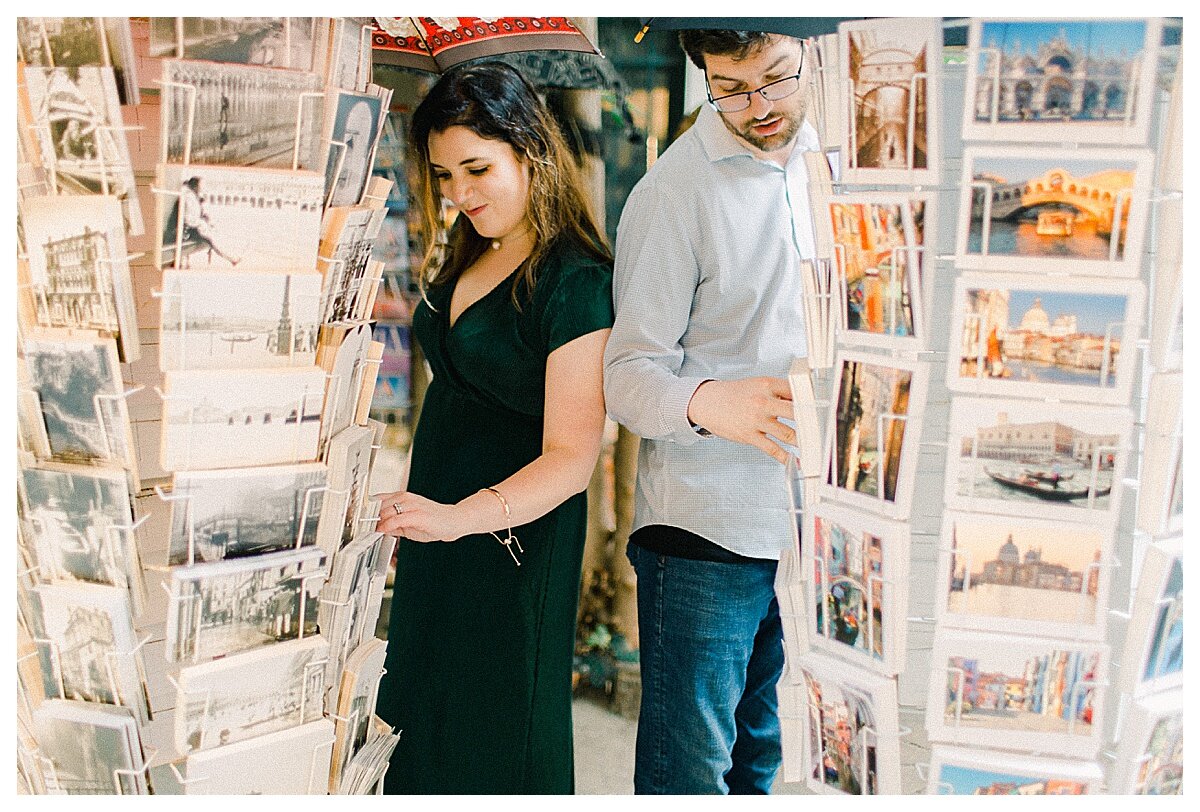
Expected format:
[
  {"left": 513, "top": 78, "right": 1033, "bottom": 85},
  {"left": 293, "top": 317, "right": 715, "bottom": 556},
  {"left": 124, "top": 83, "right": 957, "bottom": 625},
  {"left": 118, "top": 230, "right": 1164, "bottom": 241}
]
[{"left": 370, "top": 17, "right": 599, "bottom": 73}]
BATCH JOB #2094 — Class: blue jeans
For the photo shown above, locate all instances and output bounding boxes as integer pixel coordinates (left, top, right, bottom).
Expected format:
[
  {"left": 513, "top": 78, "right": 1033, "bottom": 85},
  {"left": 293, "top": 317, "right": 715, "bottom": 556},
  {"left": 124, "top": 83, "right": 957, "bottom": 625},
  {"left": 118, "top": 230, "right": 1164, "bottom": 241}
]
[{"left": 626, "top": 543, "right": 784, "bottom": 794}]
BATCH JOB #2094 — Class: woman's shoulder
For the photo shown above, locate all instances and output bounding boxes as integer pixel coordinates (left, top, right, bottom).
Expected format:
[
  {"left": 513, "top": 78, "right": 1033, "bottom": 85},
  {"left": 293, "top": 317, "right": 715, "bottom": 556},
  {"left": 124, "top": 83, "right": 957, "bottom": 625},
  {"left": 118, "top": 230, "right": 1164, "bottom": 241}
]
[{"left": 537, "top": 236, "right": 614, "bottom": 288}]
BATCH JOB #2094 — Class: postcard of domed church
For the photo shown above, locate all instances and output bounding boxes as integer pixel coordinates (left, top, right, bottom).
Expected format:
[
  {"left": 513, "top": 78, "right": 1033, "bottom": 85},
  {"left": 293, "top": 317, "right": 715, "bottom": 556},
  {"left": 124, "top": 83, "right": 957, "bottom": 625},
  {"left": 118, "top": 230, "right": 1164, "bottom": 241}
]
[
  {"left": 963, "top": 19, "right": 1162, "bottom": 145},
  {"left": 955, "top": 145, "right": 1154, "bottom": 277}
]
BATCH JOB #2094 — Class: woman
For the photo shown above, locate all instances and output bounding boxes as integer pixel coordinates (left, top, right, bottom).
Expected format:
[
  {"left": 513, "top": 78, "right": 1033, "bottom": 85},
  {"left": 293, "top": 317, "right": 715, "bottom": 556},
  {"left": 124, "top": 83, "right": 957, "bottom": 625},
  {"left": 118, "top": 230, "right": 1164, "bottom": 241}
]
[{"left": 372, "top": 62, "right": 613, "bottom": 794}]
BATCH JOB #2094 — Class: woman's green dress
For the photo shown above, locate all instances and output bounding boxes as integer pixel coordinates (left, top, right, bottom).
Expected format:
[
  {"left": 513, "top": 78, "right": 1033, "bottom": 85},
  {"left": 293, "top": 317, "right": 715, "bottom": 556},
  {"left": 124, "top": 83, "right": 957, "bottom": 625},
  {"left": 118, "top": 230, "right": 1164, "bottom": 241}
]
[{"left": 377, "top": 239, "right": 614, "bottom": 794}]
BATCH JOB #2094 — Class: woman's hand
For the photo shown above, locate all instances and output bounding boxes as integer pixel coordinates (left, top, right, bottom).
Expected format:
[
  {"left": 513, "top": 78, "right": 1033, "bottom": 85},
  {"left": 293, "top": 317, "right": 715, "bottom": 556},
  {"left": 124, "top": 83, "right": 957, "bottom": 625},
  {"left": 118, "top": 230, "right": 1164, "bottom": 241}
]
[{"left": 373, "top": 491, "right": 469, "bottom": 542}]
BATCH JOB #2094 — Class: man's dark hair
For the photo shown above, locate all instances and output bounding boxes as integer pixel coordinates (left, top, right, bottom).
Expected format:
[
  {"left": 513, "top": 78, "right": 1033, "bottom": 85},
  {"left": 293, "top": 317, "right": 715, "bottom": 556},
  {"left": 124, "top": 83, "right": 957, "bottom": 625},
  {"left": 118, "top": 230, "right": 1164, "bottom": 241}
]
[{"left": 678, "top": 30, "right": 775, "bottom": 70}]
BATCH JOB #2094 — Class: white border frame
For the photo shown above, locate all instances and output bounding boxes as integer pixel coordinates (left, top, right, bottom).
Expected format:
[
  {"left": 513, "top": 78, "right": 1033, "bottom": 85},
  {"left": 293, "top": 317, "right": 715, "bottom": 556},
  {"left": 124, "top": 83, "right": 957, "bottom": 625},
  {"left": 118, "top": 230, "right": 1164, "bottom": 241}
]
[
  {"left": 927, "top": 743, "right": 1103, "bottom": 794},
  {"left": 945, "top": 271, "right": 1145, "bottom": 405},
  {"left": 935, "top": 511, "right": 1114, "bottom": 640},
  {"left": 954, "top": 145, "right": 1154, "bottom": 277},
  {"left": 1117, "top": 536, "right": 1183, "bottom": 697},
  {"left": 943, "top": 396, "right": 1133, "bottom": 525},
  {"left": 962, "top": 18, "right": 1162, "bottom": 145}
]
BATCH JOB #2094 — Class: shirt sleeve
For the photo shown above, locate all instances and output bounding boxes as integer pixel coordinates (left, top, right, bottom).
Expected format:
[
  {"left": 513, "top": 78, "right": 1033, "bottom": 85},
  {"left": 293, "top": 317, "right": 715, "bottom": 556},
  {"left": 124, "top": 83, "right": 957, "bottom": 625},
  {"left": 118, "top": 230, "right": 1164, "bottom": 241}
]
[
  {"left": 538, "top": 253, "right": 615, "bottom": 356},
  {"left": 603, "top": 179, "right": 709, "bottom": 446}
]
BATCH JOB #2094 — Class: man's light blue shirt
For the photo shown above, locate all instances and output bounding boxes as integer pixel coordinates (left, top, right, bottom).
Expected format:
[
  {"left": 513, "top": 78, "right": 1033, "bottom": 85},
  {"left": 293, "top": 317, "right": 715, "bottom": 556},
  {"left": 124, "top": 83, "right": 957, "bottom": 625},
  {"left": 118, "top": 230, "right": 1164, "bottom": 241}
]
[{"left": 604, "top": 102, "right": 819, "bottom": 560}]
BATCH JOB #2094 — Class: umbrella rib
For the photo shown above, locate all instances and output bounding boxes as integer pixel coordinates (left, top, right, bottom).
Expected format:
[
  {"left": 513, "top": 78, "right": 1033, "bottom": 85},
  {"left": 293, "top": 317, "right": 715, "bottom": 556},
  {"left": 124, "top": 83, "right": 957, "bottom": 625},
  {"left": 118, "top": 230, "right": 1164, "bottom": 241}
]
[{"left": 409, "top": 17, "right": 433, "bottom": 55}]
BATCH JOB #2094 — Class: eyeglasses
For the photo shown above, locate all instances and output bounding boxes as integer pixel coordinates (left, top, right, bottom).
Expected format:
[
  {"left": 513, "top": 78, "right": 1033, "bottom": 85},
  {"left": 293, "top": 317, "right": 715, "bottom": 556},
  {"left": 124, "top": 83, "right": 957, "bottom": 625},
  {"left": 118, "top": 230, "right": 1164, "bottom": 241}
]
[{"left": 706, "top": 68, "right": 803, "bottom": 114}]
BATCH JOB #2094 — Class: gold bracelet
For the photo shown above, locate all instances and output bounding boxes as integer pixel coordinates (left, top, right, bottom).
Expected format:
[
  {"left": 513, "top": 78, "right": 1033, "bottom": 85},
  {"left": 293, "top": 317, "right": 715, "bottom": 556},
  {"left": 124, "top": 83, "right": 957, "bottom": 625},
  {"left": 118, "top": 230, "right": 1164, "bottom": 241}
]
[{"left": 482, "top": 487, "right": 523, "bottom": 566}]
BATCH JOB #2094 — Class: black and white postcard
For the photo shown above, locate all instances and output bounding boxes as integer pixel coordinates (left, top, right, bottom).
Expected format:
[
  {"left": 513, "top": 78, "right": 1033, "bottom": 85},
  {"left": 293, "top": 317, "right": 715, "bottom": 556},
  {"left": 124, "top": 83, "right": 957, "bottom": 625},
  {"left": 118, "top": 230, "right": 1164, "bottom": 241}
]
[
  {"left": 181, "top": 718, "right": 335, "bottom": 795},
  {"left": 161, "top": 59, "right": 325, "bottom": 171},
  {"left": 159, "top": 269, "right": 322, "bottom": 372},
  {"left": 324, "top": 90, "right": 384, "bottom": 208},
  {"left": 33, "top": 699, "right": 147, "bottom": 795},
  {"left": 330, "top": 638, "right": 387, "bottom": 792},
  {"left": 319, "top": 323, "right": 374, "bottom": 449},
  {"left": 16, "top": 18, "right": 139, "bottom": 105},
  {"left": 166, "top": 546, "right": 326, "bottom": 663},
  {"left": 320, "top": 533, "right": 385, "bottom": 686},
  {"left": 319, "top": 204, "right": 386, "bottom": 323},
  {"left": 168, "top": 463, "right": 328, "bottom": 566},
  {"left": 175, "top": 635, "right": 328, "bottom": 753},
  {"left": 155, "top": 163, "right": 324, "bottom": 271},
  {"left": 160, "top": 366, "right": 326, "bottom": 470},
  {"left": 150, "top": 17, "right": 323, "bottom": 72},
  {"left": 318, "top": 424, "right": 375, "bottom": 557}
]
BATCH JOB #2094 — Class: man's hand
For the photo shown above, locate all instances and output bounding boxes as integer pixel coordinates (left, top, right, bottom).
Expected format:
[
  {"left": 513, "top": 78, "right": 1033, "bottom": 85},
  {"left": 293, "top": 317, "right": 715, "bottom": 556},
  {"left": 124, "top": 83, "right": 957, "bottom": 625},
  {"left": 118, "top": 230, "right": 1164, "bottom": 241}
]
[{"left": 686, "top": 377, "right": 796, "bottom": 464}]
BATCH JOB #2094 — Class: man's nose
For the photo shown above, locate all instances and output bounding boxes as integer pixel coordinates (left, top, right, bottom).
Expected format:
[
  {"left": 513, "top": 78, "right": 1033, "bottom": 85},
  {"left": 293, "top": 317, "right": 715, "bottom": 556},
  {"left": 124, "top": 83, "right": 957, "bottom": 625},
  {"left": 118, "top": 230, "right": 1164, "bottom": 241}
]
[{"left": 748, "top": 90, "right": 774, "bottom": 119}]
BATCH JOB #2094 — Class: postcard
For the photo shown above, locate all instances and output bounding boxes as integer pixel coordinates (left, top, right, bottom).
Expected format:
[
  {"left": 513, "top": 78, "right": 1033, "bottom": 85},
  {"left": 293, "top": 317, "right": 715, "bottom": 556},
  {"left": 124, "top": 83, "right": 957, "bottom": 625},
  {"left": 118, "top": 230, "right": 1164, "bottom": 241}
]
[
  {"left": 1117, "top": 537, "right": 1182, "bottom": 697},
  {"left": 1108, "top": 689, "right": 1183, "bottom": 795},
  {"left": 814, "top": 191, "right": 933, "bottom": 349},
  {"left": 161, "top": 59, "right": 325, "bottom": 171},
  {"left": 175, "top": 635, "right": 328, "bottom": 753},
  {"left": 168, "top": 463, "right": 328, "bottom": 566},
  {"left": 155, "top": 163, "right": 323, "bottom": 272},
  {"left": 319, "top": 204, "right": 386, "bottom": 323},
  {"left": 822, "top": 351, "right": 928, "bottom": 518},
  {"left": 327, "top": 18, "right": 373, "bottom": 93},
  {"left": 34, "top": 582, "right": 150, "bottom": 725},
  {"left": 944, "top": 397, "right": 1132, "bottom": 524},
  {"left": 1135, "top": 372, "right": 1182, "bottom": 536},
  {"left": 33, "top": 699, "right": 147, "bottom": 795},
  {"left": 797, "top": 650, "right": 901, "bottom": 795},
  {"left": 926, "top": 629, "right": 1108, "bottom": 758},
  {"left": 318, "top": 424, "right": 375, "bottom": 557},
  {"left": 963, "top": 19, "right": 1162, "bottom": 145},
  {"left": 20, "top": 194, "right": 140, "bottom": 361},
  {"left": 150, "top": 18, "right": 323, "bottom": 72},
  {"left": 324, "top": 90, "right": 384, "bottom": 208},
  {"left": 1148, "top": 196, "right": 1182, "bottom": 371},
  {"left": 805, "top": 501, "right": 909, "bottom": 675},
  {"left": 837, "top": 18, "right": 940, "bottom": 184},
  {"left": 16, "top": 18, "right": 139, "bottom": 105},
  {"left": 947, "top": 272, "right": 1145, "bottom": 405},
  {"left": 166, "top": 546, "right": 326, "bottom": 663},
  {"left": 160, "top": 366, "right": 326, "bottom": 471},
  {"left": 937, "top": 512, "right": 1113, "bottom": 640},
  {"left": 320, "top": 533, "right": 385, "bottom": 687},
  {"left": 21, "top": 329, "right": 136, "bottom": 469},
  {"left": 22, "top": 65, "right": 142, "bottom": 235},
  {"left": 319, "top": 323, "right": 375, "bottom": 448},
  {"left": 955, "top": 145, "right": 1153, "bottom": 277},
  {"left": 927, "top": 744, "right": 1102, "bottom": 794},
  {"left": 182, "top": 718, "right": 334, "bottom": 795},
  {"left": 330, "top": 638, "right": 387, "bottom": 791},
  {"left": 159, "top": 269, "right": 323, "bottom": 372}
]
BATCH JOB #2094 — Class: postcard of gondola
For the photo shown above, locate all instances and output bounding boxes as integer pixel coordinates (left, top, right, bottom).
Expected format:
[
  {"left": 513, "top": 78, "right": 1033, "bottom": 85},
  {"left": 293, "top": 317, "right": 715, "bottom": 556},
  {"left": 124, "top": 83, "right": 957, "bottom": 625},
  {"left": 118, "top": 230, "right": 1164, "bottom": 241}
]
[
  {"left": 175, "top": 635, "right": 328, "bottom": 754},
  {"left": 814, "top": 191, "right": 933, "bottom": 349},
  {"left": 926, "top": 744, "right": 1101, "bottom": 795},
  {"left": 168, "top": 463, "right": 328, "bottom": 566},
  {"left": 955, "top": 145, "right": 1153, "bottom": 277},
  {"left": 804, "top": 500, "right": 910, "bottom": 676},
  {"left": 20, "top": 194, "right": 140, "bottom": 361},
  {"left": 33, "top": 582, "right": 150, "bottom": 725},
  {"left": 150, "top": 18, "right": 325, "bottom": 72},
  {"left": 963, "top": 19, "right": 1162, "bottom": 145},
  {"left": 936, "top": 512, "right": 1113, "bottom": 641},
  {"left": 797, "top": 650, "right": 901, "bottom": 795},
  {"left": 22, "top": 65, "right": 143, "bottom": 235},
  {"left": 822, "top": 351, "right": 928, "bottom": 519},
  {"left": 1117, "top": 537, "right": 1182, "bottom": 698},
  {"left": 837, "top": 18, "right": 940, "bottom": 185},
  {"left": 182, "top": 718, "right": 335, "bottom": 795},
  {"left": 1108, "top": 689, "right": 1183, "bottom": 795},
  {"left": 155, "top": 163, "right": 323, "bottom": 271},
  {"left": 160, "top": 60, "right": 325, "bottom": 171},
  {"left": 33, "top": 700, "right": 148, "bottom": 795},
  {"left": 925, "top": 629, "right": 1108, "bottom": 759},
  {"left": 944, "top": 397, "right": 1131, "bottom": 525},
  {"left": 166, "top": 546, "right": 325, "bottom": 663},
  {"left": 158, "top": 269, "right": 322, "bottom": 372},
  {"left": 160, "top": 366, "right": 326, "bottom": 471},
  {"left": 947, "top": 272, "right": 1145, "bottom": 405}
]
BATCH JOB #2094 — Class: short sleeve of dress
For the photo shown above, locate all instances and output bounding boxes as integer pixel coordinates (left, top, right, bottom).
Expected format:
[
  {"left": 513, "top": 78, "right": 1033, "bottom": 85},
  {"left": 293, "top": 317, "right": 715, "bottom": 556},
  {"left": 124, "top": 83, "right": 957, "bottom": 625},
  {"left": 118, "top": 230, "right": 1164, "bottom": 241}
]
[{"left": 535, "top": 247, "right": 615, "bottom": 356}]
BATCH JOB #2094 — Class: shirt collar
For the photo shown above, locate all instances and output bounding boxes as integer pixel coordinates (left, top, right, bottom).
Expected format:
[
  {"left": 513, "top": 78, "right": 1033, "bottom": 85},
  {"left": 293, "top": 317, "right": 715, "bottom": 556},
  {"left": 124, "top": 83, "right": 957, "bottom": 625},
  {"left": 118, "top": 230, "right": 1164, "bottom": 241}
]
[{"left": 694, "top": 101, "right": 821, "bottom": 164}]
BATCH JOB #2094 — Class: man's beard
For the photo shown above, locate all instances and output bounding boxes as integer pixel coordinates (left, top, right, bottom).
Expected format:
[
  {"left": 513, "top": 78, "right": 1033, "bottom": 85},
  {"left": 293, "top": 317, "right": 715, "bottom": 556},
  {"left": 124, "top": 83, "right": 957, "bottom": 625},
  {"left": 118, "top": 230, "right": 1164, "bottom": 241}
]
[{"left": 721, "top": 102, "right": 805, "bottom": 154}]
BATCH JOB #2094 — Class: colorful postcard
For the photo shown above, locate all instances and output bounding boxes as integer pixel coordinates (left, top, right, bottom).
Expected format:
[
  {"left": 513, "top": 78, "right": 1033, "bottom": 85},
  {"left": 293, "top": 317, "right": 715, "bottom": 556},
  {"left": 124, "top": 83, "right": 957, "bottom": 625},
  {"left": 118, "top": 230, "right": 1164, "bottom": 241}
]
[
  {"left": 815, "top": 191, "right": 933, "bottom": 349},
  {"left": 944, "top": 397, "right": 1132, "bottom": 524},
  {"left": 159, "top": 270, "right": 323, "bottom": 372},
  {"left": 947, "top": 272, "right": 1145, "bottom": 405},
  {"left": 964, "top": 19, "right": 1162, "bottom": 145},
  {"left": 805, "top": 501, "right": 909, "bottom": 675},
  {"left": 149, "top": 18, "right": 323, "bottom": 72},
  {"left": 927, "top": 744, "right": 1101, "bottom": 794},
  {"left": 1118, "top": 537, "right": 1183, "bottom": 697},
  {"left": 797, "top": 650, "right": 901, "bottom": 795},
  {"left": 937, "top": 512, "right": 1112, "bottom": 639},
  {"left": 838, "top": 18, "right": 940, "bottom": 184},
  {"left": 955, "top": 146, "right": 1153, "bottom": 277},
  {"left": 926, "top": 629, "right": 1108, "bottom": 758},
  {"left": 823, "top": 351, "right": 928, "bottom": 518},
  {"left": 1109, "top": 689, "right": 1183, "bottom": 795}
]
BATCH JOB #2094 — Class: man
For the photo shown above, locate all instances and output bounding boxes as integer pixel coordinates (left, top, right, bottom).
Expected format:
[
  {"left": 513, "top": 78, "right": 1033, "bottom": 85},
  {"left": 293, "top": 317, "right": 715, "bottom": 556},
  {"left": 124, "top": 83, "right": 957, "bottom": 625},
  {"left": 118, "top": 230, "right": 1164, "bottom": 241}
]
[{"left": 604, "top": 30, "right": 818, "bottom": 794}]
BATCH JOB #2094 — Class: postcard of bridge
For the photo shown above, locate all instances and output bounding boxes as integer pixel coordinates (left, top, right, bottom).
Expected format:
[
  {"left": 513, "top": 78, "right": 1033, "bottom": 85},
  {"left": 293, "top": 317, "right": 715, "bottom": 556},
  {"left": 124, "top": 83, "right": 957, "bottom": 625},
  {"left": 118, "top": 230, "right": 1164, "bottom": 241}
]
[
  {"left": 943, "top": 396, "right": 1132, "bottom": 526},
  {"left": 955, "top": 145, "right": 1154, "bottom": 277},
  {"left": 964, "top": 18, "right": 1162, "bottom": 145},
  {"left": 946, "top": 271, "right": 1145, "bottom": 405}
]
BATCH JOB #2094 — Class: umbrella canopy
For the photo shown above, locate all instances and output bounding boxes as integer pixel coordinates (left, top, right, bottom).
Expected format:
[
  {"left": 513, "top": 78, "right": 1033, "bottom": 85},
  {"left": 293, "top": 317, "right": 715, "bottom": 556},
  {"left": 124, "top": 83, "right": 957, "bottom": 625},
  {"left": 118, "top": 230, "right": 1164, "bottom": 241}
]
[
  {"left": 634, "top": 17, "right": 860, "bottom": 43},
  {"left": 371, "top": 17, "right": 599, "bottom": 73}
]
